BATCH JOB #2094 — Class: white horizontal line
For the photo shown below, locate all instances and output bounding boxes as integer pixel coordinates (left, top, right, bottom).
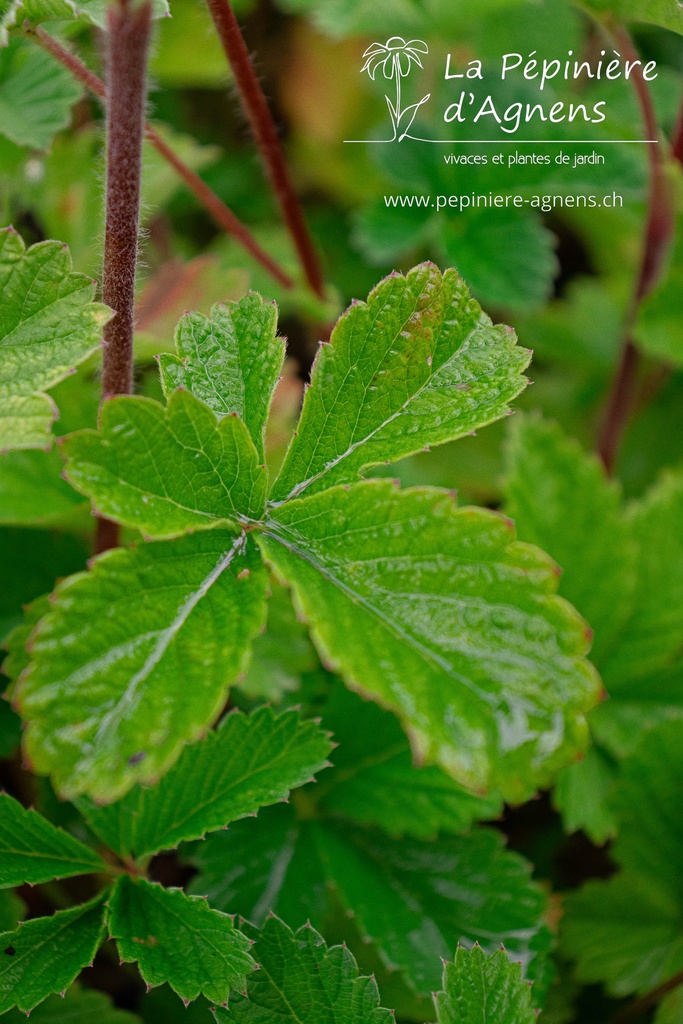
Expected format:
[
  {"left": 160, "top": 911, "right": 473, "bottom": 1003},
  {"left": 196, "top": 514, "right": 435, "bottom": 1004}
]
[{"left": 344, "top": 139, "right": 658, "bottom": 144}]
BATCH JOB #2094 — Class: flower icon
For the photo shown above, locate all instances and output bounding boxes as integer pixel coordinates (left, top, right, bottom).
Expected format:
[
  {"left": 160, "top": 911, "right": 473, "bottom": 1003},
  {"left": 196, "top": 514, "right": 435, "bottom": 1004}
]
[{"left": 361, "top": 37, "right": 430, "bottom": 141}]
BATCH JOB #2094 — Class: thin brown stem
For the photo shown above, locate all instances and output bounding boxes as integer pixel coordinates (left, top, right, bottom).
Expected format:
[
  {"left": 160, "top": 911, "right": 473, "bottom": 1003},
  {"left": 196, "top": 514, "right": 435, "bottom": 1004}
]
[
  {"left": 597, "top": 26, "right": 675, "bottom": 473},
  {"left": 607, "top": 968, "right": 683, "bottom": 1024},
  {"left": 95, "top": 0, "right": 152, "bottom": 553},
  {"left": 204, "top": 0, "right": 325, "bottom": 298},
  {"left": 25, "top": 25, "right": 294, "bottom": 290}
]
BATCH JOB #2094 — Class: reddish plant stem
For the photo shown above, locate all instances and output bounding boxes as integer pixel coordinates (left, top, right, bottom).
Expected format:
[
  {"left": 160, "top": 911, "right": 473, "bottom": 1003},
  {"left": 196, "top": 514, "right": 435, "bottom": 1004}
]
[
  {"left": 26, "top": 25, "right": 294, "bottom": 290},
  {"left": 597, "top": 26, "right": 675, "bottom": 473},
  {"left": 95, "top": 0, "right": 152, "bottom": 553},
  {"left": 607, "top": 967, "right": 683, "bottom": 1024},
  {"left": 204, "top": 0, "right": 325, "bottom": 298},
  {"left": 672, "top": 85, "right": 683, "bottom": 168}
]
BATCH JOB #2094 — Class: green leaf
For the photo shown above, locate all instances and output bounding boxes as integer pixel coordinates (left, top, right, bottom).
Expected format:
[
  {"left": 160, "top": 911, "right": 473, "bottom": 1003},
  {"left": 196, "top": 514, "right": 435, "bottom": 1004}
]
[
  {"left": 435, "top": 944, "right": 538, "bottom": 1024},
  {"left": 239, "top": 579, "right": 318, "bottom": 702},
  {"left": 562, "top": 722, "right": 683, "bottom": 996},
  {"left": 78, "top": 706, "right": 332, "bottom": 860},
  {"left": 0, "top": 791, "right": 104, "bottom": 887},
  {"left": 212, "top": 915, "right": 394, "bottom": 1024},
  {"left": 551, "top": 745, "right": 618, "bottom": 845},
  {"left": 0, "top": 985, "right": 141, "bottom": 1023},
  {"left": 317, "top": 684, "right": 502, "bottom": 840},
  {"left": 504, "top": 413, "right": 636, "bottom": 665},
  {"left": 271, "top": 263, "right": 530, "bottom": 502},
  {"left": 193, "top": 806, "right": 550, "bottom": 997},
  {"left": 0, "top": 448, "right": 87, "bottom": 527},
  {"left": 4, "top": 0, "right": 169, "bottom": 31},
  {"left": 0, "top": 892, "right": 107, "bottom": 1014},
  {"left": 0, "top": 227, "right": 109, "bottom": 451},
  {"left": 159, "top": 296, "right": 285, "bottom": 462},
  {"left": 577, "top": 0, "right": 683, "bottom": 34},
  {"left": 63, "top": 391, "right": 267, "bottom": 539},
  {"left": 0, "top": 889, "right": 23, "bottom": 932},
  {"left": 260, "top": 480, "right": 600, "bottom": 801},
  {"left": 108, "top": 876, "right": 254, "bottom": 1005},
  {"left": 0, "top": 39, "right": 81, "bottom": 150},
  {"left": 17, "top": 531, "right": 267, "bottom": 802}
]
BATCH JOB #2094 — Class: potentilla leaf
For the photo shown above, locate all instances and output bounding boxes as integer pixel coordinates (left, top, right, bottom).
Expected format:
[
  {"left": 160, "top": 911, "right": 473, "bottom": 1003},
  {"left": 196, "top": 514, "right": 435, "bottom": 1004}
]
[
  {"left": 192, "top": 805, "right": 551, "bottom": 999},
  {"left": 108, "top": 877, "right": 254, "bottom": 1005},
  {"left": 212, "top": 915, "right": 394, "bottom": 1024},
  {"left": 0, "top": 791, "right": 104, "bottom": 887},
  {"left": 0, "top": 892, "right": 108, "bottom": 1014},
  {"left": 271, "top": 263, "right": 530, "bottom": 502},
  {"left": 504, "top": 412, "right": 636, "bottom": 665},
  {"left": 77, "top": 706, "right": 332, "bottom": 860},
  {"left": 0, "top": 39, "right": 81, "bottom": 150},
  {"left": 0, "top": 227, "right": 109, "bottom": 450},
  {"left": 562, "top": 722, "right": 683, "bottom": 997},
  {"left": 435, "top": 944, "right": 538, "bottom": 1024},
  {"left": 16, "top": 531, "right": 267, "bottom": 802},
  {"left": 0, "top": 985, "right": 141, "bottom": 1023},
  {"left": 317, "top": 684, "right": 502, "bottom": 839},
  {"left": 260, "top": 480, "right": 600, "bottom": 801},
  {"left": 63, "top": 391, "right": 267, "bottom": 539},
  {"left": 159, "top": 295, "right": 285, "bottom": 462}
]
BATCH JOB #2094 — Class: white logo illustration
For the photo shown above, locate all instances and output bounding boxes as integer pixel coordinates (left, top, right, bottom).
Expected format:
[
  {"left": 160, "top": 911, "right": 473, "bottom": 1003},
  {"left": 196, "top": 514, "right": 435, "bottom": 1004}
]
[{"left": 361, "top": 37, "right": 431, "bottom": 142}]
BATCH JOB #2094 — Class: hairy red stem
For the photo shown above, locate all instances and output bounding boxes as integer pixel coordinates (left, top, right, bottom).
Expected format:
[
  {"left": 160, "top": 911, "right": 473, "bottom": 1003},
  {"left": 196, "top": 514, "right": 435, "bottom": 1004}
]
[
  {"left": 26, "top": 26, "right": 294, "bottom": 290},
  {"left": 204, "top": 0, "right": 325, "bottom": 298},
  {"left": 597, "top": 27, "right": 675, "bottom": 473},
  {"left": 95, "top": 0, "right": 152, "bottom": 552}
]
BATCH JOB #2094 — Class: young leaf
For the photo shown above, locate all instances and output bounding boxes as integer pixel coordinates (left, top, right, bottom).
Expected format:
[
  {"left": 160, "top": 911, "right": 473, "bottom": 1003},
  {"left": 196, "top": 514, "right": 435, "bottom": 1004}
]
[
  {"left": 0, "top": 227, "right": 109, "bottom": 451},
  {"left": 317, "top": 684, "right": 502, "bottom": 840},
  {"left": 78, "top": 706, "right": 332, "bottom": 860},
  {"left": 0, "top": 985, "right": 140, "bottom": 1023},
  {"left": 108, "top": 877, "right": 254, "bottom": 1005},
  {"left": 17, "top": 531, "right": 267, "bottom": 802},
  {"left": 434, "top": 944, "right": 538, "bottom": 1024},
  {"left": 562, "top": 722, "right": 683, "bottom": 996},
  {"left": 159, "top": 296, "right": 285, "bottom": 462},
  {"left": 193, "top": 806, "right": 550, "bottom": 997},
  {"left": 260, "top": 480, "right": 600, "bottom": 800},
  {"left": 212, "top": 915, "right": 394, "bottom": 1024},
  {"left": 270, "top": 263, "right": 530, "bottom": 503},
  {"left": 0, "top": 39, "right": 81, "bottom": 151},
  {"left": 0, "top": 892, "right": 107, "bottom": 1014},
  {"left": 63, "top": 391, "right": 267, "bottom": 539},
  {"left": 0, "top": 792, "right": 104, "bottom": 888},
  {"left": 504, "top": 412, "right": 636, "bottom": 664}
]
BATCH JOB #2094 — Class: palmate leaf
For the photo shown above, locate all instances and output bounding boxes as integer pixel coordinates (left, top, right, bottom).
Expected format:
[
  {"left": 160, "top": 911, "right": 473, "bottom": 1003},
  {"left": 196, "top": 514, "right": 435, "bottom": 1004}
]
[
  {"left": 192, "top": 805, "right": 550, "bottom": 998},
  {"left": 562, "top": 722, "right": 683, "bottom": 997},
  {"left": 0, "top": 892, "right": 107, "bottom": 1014},
  {"left": 435, "top": 945, "right": 538, "bottom": 1024},
  {"left": 270, "top": 262, "right": 530, "bottom": 503},
  {"left": 77, "top": 707, "right": 332, "bottom": 860},
  {"left": 0, "top": 39, "right": 81, "bottom": 150},
  {"left": 159, "top": 296, "right": 285, "bottom": 462},
  {"left": 0, "top": 985, "right": 140, "bottom": 1023},
  {"left": 212, "top": 915, "right": 394, "bottom": 1024},
  {"left": 316, "top": 684, "right": 502, "bottom": 840},
  {"left": 63, "top": 391, "right": 267, "bottom": 540},
  {"left": 261, "top": 480, "right": 600, "bottom": 800},
  {"left": 16, "top": 531, "right": 267, "bottom": 802},
  {"left": 108, "top": 877, "right": 254, "bottom": 1005},
  {"left": 0, "top": 792, "right": 104, "bottom": 887},
  {"left": 0, "top": 227, "right": 109, "bottom": 450}
]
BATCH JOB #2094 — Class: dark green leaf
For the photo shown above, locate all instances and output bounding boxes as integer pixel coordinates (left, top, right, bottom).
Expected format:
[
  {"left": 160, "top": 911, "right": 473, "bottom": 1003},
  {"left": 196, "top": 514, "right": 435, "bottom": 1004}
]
[
  {"left": 0, "top": 893, "right": 107, "bottom": 1014},
  {"left": 212, "top": 915, "right": 394, "bottom": 1023},
  {"left": 0, "top": 791, "right": 103, "bottom": 887},
  {"left": 108, "top": 877, "right": 254, "bottom": 1005},
  {"left": 78, "top": 706, "right": 332, "bottom": 859}
]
